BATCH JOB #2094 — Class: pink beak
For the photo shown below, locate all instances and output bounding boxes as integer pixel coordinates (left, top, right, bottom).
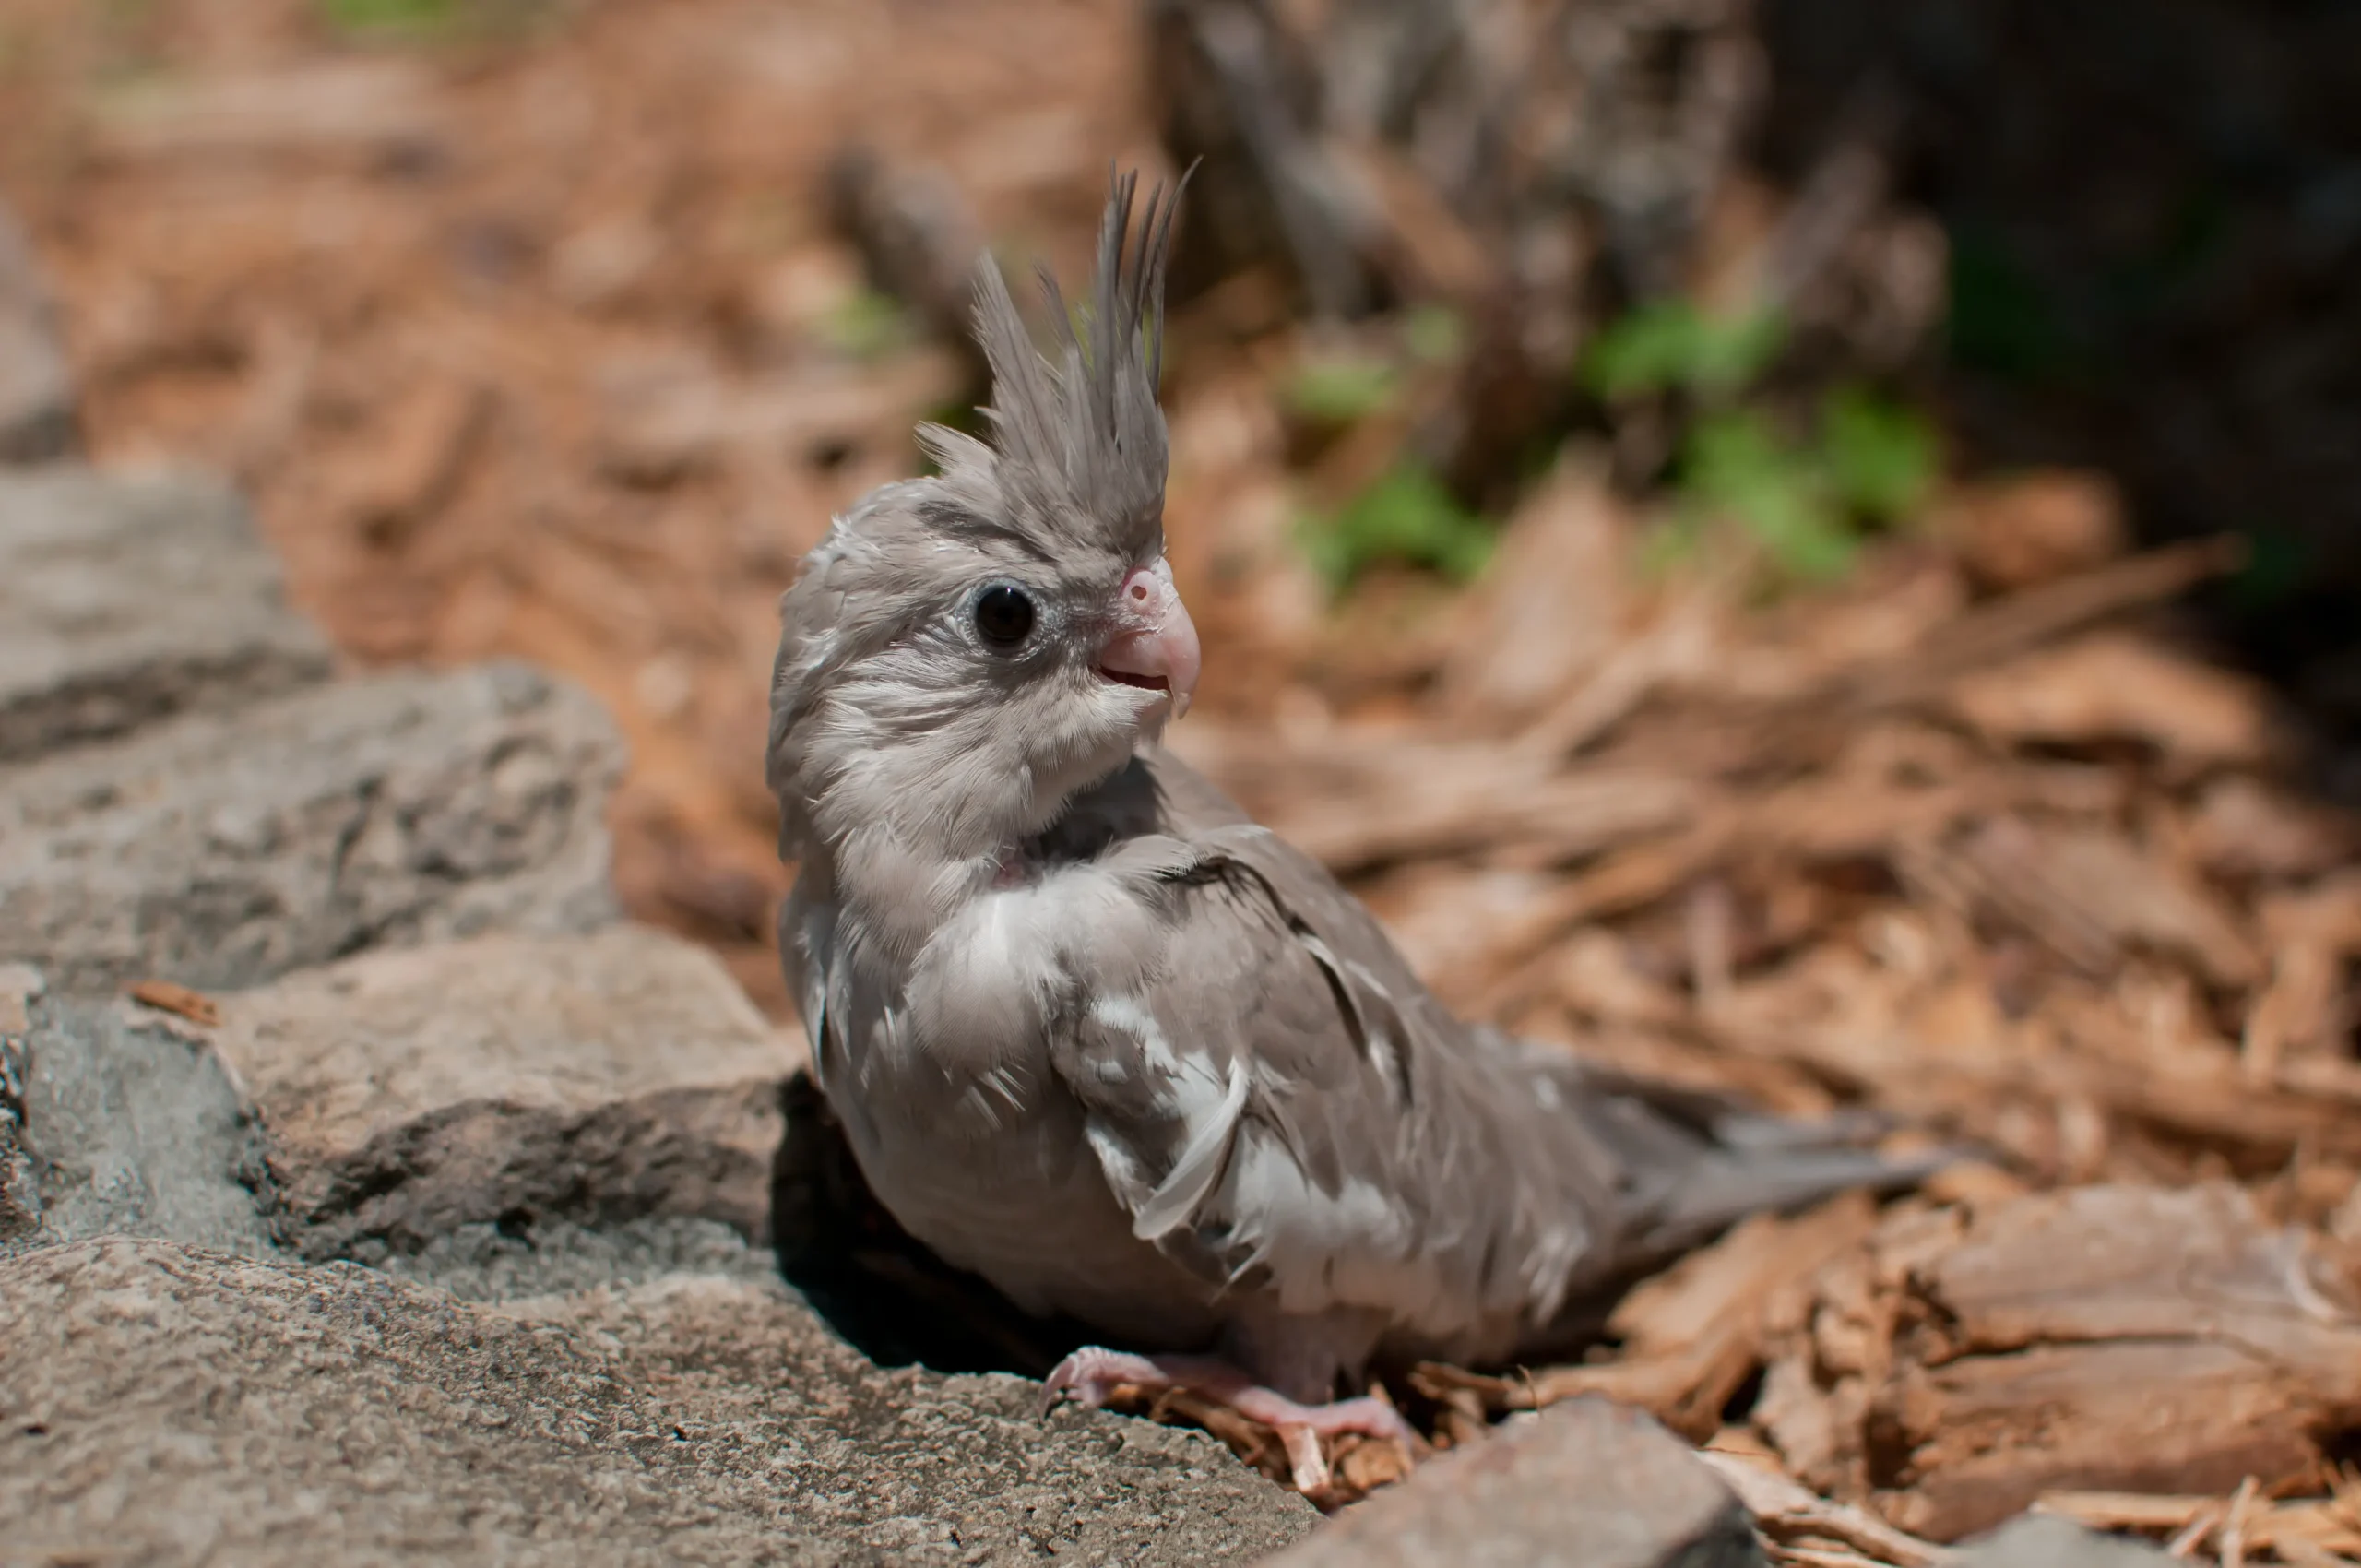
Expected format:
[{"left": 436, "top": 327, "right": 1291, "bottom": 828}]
[{"left": 1097, "top": 561, "right": 1202, "bottom": 719}]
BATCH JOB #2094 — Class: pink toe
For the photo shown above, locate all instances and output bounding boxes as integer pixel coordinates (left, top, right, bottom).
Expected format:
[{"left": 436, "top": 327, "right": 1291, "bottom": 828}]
[
  {"left": 1226, "top": 1389, "right": 1415, "bottom": 1444},
  {"left": 1042, "top": 1347, "right": 1171, "bottom": 1412}
]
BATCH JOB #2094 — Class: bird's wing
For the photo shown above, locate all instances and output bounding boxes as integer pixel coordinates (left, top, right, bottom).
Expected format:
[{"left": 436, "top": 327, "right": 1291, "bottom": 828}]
[
  {"left": 779, "top": 885, "right": 853, "bottom": 1111},
  {"left": 1049, "top": 747, "right": 1941, "bottom": 1361},
  {"left": 1045, "top": 752, "right": 1628, "bottom": 1353}
]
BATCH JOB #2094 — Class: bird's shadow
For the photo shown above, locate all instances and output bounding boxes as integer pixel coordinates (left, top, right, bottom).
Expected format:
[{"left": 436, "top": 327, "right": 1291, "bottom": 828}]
[{"left": 767, "top": 1069, "right": 1098, "bottom": 1379}]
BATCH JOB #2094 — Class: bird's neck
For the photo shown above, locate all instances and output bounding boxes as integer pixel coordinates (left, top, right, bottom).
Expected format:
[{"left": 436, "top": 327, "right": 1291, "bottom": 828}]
[
  {"left": 799, "top": 745, "right": 1175, "bottom": 978},
  {"left": 794, "top": 827, "right": 1003, "bottom": 969},
  {"left": 795, "top": 757, "right": 1145, "bottom": 967}
]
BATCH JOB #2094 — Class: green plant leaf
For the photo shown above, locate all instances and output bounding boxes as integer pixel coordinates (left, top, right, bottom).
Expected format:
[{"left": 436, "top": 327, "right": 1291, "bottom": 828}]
[
  {"left": 1679, "top": 410, "right": 1857, "bottom": 583},
  {"left": 1582, "top": 301, "right": 1786, "bottom": 400},
  {"left": 1583, "top": 301, "right": 1703, "bottom": 399},
  {"left": 1403, "top": 304, "right": 1466, "bottom": 365},
  {"left": 1686, "top": 308, "right": 1787, "bottom": 398},
  {"left": 318, "top": 0, "right": 458, "bottom": 37},
  {"left": 1684, "top": 409, "right": 1797, "bottom": 511},
  {"left": 1299, "top": 461, "right": 1493, "bottom": 591},
  {"left": 316, "top": 0, "right": 552, "bottom": 42},
  {"left": 1284, "top": 354, "right": 1399, "bottom": 425},
  {"left": 817, "top": 287, "right": 915, "bottom": 362},
  {"left": 1820, "top": 387, "right": 1937, "bottom": 521}
]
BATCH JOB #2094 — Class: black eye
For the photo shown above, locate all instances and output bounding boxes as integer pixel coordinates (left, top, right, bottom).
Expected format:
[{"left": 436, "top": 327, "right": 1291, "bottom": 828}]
[{"left": 972, "top": 584, "right": 1036, "bottom": 647}]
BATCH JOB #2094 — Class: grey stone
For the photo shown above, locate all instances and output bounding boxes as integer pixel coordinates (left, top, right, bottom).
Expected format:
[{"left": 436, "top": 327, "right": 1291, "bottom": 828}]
[
  {"left": 1264, "top": 1398, "right": 1765, "bottom": 1568},
  {"left": 0, "top": 465, "right": 333, "bottom": 763},
  {"left": 208, "top": 927, "right": 799, "bottom": 1260},
  {"left": 1952, "top": 1515, "right": 2172, "bottom": 1566},
  {"left": 0, "top": 1236, "right": 1321, "bottom": 1566},
  {"left": 380, "top": 1214, "right": 780, "bottom": 1302},
  {"left": 0, "top": 662, "right": 621, "bottom": 996},
  {"left": 12, "top": 985, "right": 279, "bottom": 1257},
  {"left": 0, "top": 962, "right": 39, "bottom": 1241},
  {"left": 0, "top": 203, "right": 77, "bottom": 464}
]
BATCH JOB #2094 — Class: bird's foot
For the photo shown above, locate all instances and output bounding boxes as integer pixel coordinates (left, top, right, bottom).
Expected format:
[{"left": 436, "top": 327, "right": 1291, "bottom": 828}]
[{"left": 1041, "top": 1346, "right": 1420, "bottom": 1494}]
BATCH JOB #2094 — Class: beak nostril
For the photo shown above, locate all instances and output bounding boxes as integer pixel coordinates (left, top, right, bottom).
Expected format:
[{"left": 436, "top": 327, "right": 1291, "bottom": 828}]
[{"left": 1098, "top": 564, "right": 1203, "bottom": 716}]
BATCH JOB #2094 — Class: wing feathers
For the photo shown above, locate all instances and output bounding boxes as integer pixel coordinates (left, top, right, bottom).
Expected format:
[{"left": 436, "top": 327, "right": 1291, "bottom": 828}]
[
  {"left": 1131, "top": 1055, "right": 1249, "bottom": 1241},
  {"left": 1039, "top": 748, "right": 1935, "bottom": 1362}
]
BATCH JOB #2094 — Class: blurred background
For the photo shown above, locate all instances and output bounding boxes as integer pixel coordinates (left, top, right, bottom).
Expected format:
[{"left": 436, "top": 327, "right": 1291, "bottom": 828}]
[{"left": 5, "top": 0, "right": 2361, "bottom": 1194}]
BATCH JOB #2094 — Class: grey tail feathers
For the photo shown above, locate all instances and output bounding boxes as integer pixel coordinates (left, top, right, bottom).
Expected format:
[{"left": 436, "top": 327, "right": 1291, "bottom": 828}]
[
  {"left": 1563, "top": 1063, "right": 1954, "bottom": 1264},
  {"left": 1508, "top": 1076, "right": 1956, "bottom": 1366},
  {"left": 1635, "top": 1126, "right": 1952, "bottom": 1262}
]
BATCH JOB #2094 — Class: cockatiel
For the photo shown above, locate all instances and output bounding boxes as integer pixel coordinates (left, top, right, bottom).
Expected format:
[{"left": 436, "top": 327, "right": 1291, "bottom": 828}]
[{"left": 767, "top": 172, "right": 1935, "bottom": 1488}]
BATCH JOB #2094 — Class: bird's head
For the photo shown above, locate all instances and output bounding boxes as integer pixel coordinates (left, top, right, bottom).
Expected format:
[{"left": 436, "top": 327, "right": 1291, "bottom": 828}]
[{"left": 767, "top": 172, "right": 1199, "bottom": 884}]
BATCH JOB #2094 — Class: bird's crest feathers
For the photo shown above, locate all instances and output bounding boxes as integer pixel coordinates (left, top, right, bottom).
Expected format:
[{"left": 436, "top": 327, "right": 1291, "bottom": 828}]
[{"left": 917, "top": 168, "right": 1188, "bottom": 561}]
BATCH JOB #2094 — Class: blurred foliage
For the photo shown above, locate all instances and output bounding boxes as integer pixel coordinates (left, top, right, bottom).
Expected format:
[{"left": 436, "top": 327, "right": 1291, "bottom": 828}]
[
  {"left": 1821, "top": 387, "right": 1938, "bottom": 522},
  {"left": 1401, "top": 303, "right": 1466, "bottom": 366},
  {"left": 1579, "top": 299, "right": 1938, "bottom": 587},
  {"left": 1285, "top": 309, "right": 1489, "bottom": 589},
  {"left": 1282, "top": 306, "right": 1464, "bottom": 428},
  {"left": 1583, "top": 301, "right": 1786, "bottom": 403},
  {"left": 1299, "top": 461, "right": 1493, "bottom": 592},
  {"left": 316, "top": 0, "right": 462, "bottom": 39},
  {"left": 314, "top": 0, "right": 556, "bottom": 44},
  {"left": 1284, "top": 352, "right": 1400, "bottom": 425},
  {"left": 1286, "top": 289, "right": 1935, "bottom": 595},
  {"left": 1665, "top": 390, "right": 1937, "bottom": 584},
  {"left": 818, "top": 287, "right": 920, "bottom": 363},
  {"left": 1946, "top": 229, "right": 2075, "bottom": 383}
]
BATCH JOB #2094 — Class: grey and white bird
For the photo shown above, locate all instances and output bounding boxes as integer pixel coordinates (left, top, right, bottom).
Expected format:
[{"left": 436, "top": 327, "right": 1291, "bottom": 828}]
[{"left": 767, "top": 172, "right": 1934, "bottom": 1487}]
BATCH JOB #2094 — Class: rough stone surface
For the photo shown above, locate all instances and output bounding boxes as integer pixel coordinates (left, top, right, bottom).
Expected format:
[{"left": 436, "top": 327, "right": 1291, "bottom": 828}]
[
  {"left": 0, "top": 962, "right": 40, "bottom": 1241},
  {"left": 0, "top": 465, "right": 333, "bottom": 764},
  {"left": 209, "top": 927, "right": 799, "bottom": 1259},
  {"left": 1952, "top": 1515, "right": 2172, "bottom": 1566},
  {"left": 0, "top": 662, "right": 621, "bottom": 996},
  {"left": 1266, "top": 1398, "right": 1765, "bottom": 1568},
  {"left": 0, "top": 202, "right": 77, "bottom": 464},
  {"left": 380, "top": 1214, "right": 780, "bottom": 1302},
  {"left": 9, "top": 981, "right": 279, "bottom": 1258},
  {"left": 0, "top": 1236, "right": 1321, "bottom": 1567}
]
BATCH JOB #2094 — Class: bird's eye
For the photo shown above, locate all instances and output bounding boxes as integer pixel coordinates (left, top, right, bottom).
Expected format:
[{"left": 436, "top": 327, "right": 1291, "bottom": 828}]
[{"left": 972, "top": 584, "right": 1037, "bottom": 648}]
